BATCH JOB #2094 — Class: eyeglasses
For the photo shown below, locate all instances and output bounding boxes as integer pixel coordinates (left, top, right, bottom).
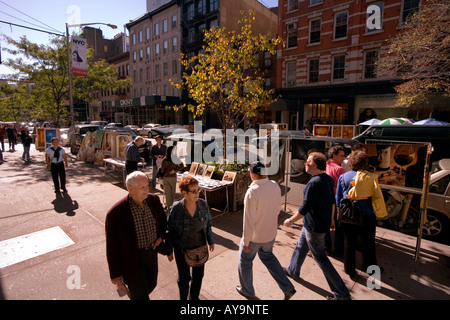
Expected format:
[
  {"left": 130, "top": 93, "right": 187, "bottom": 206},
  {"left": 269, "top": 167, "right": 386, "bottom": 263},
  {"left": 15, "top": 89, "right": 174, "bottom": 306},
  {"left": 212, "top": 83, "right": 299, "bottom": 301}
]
[{"left": 187, "top": 188, "right": 201, "bottom": 194}]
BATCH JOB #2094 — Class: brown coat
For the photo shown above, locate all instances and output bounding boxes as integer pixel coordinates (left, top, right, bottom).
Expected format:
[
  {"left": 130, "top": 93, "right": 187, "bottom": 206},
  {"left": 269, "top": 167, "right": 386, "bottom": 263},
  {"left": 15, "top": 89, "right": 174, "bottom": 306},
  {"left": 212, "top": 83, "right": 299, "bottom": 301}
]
[{"left": 105, "top": 194, "right": 167, "bottom": 287}]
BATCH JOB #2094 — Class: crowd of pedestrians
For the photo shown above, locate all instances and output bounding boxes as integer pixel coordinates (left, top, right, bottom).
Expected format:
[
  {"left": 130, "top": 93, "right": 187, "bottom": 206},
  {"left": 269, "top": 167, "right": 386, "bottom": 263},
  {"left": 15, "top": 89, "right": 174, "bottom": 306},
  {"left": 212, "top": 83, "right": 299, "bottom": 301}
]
[
  {"left": 1, "top": 124, "right": 382, "bottom": 300},
  {"left": 106, "top": 134, "right": 385, "bottom": 300}
]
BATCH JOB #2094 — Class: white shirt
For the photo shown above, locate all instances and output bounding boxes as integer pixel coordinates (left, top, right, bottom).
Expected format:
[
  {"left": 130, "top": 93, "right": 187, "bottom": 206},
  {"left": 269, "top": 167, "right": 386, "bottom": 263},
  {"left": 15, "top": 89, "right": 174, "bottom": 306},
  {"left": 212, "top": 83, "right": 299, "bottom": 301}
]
[
  {"left": 46, "top": 146, "right": 66, "bottom": 163},
  {"left": 242, "top": 178, "right": 282, "bottom": 246}
]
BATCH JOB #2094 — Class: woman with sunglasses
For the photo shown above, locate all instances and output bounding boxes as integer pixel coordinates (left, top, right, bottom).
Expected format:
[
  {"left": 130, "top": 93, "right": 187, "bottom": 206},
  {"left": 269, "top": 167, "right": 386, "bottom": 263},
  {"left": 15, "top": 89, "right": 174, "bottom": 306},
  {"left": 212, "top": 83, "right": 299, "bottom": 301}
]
[{"left": 165, "top": 175, "right": 215, "bottom": 300}]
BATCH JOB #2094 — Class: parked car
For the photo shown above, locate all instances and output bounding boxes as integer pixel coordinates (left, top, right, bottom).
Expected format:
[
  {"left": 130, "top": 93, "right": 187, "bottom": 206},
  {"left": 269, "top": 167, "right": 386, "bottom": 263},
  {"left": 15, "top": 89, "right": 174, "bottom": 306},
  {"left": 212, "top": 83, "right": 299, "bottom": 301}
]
[
  {"left": 137, "top": 123, "right": 161, "bottom": 137},
  {"left": 69, "top": 124, "right": 102, "bottom": 154},
  {"left": 380, "top": 158, "right": 450, "bottom": 244},
  {"left": 90, "top": 121, "right": 108, "bottom": 128},
  {"left": 105, "top": 122, "right": 123, "bottom": 129},
  {"left": 124, "top": 125, "right": 139, "bottom": 134}
]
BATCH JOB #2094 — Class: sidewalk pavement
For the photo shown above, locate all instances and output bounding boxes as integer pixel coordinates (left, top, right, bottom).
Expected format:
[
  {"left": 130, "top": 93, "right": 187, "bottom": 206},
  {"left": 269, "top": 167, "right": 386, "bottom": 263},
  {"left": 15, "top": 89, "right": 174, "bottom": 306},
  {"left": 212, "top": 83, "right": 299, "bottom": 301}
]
[{"left": 0, "top": 143, "right": 449, "bottom": 301}]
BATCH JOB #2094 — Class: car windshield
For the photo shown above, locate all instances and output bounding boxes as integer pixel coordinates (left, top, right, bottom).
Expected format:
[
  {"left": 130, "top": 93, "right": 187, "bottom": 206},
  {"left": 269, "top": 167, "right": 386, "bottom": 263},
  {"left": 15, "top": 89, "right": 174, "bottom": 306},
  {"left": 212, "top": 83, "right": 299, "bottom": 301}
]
[{"left": 80, "top": 127, "right": 100, "bottom": 134}]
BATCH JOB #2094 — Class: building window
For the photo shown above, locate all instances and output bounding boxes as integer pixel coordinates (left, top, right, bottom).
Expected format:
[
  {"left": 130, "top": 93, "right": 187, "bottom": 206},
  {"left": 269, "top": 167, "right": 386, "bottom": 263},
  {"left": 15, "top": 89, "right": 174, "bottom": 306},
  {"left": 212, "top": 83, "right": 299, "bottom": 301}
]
[
  {"left": 198, "top": 0, "right": 206, "bottom": 14},
  {"left": 146, "top": 27, "right": 150, "bottom": 40},
  {"left": 172, "top": 15, "right": 177, "bottom": 29},
  {"left": 138, "top": 30, "right": 143, "bottom": 43},
  {"left": 309, "top": 19, "right": 321, "bottom": 44},
  {"left": 310, "top": 0, "right": 322, "bottom": 5},
  {"left": 334, "top": 11, "right": 348, "bottom": 39},
  {"left": 210, "top": 18, "right": 219, "bottom": 29},
  {"left": 147, "top": 67, "right": 151, "bottom": 80},
  {"left": 287, "top": 23, "right": 297, "bottom": 48},
  {"left": 333, "top": 55, "right": 345, "bottom": 80},
  {"left": 146, "top": 46, "right": 150, "bottom": 59},
  {"left": 172, "top": 37, "right": 177, "bottom": 51},
  {"left": 155, "top": 64, "right": 160, "bottom": 79},
  {"left": 163, "top": 62, "right": 168, "bottom": 77},
  {"left": 264, "top": 52, "right": 272, "bottom": 67},
  {"left": 187, "top": 3, "right": 194, "bottom": 20},
  {"left": 139, "top": 49, "right": 143, "bottom": 61},
  {"left": 163, "top": 40, "right": 168, "bottom": 54},
  {"left": 286, "top": 61, "right": 296, "bottom": 86},
  {"left": 154, "top": 23, "right": 159, "bottom": 36},
  {"left": 364, "top": 50, "right": 378, "bottom": 79},
  {"left": 163, "top": 19, "right": 168, "bottom": 33},
  {"left": 155, "top": 43, "right": 160, "bottom": 57},
  {"left": 133, "top": 51, "right": 137, "bottom": 63},
  {"left": 402, "top": 0, "right": 421, "bottom": 23},
  {"left": 132, "top": 33, "right": 136, "bottom": 45},
  {"left": 210, "top": 0, "right": 219, "bottom": 11},
  {"left": 172, "top": 60, "right": 178, "bottom": 75},
  {"left": 288, "top": 0, "right": 298, "bottom": 11},
  {"left": 309, "top": 58, "right": 319, "bottom": 83}
]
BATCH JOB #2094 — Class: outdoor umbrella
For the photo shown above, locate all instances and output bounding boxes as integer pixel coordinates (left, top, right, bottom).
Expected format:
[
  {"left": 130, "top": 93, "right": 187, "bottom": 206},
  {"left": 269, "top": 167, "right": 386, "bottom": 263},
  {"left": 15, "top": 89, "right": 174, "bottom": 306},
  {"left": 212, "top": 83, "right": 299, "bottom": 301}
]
[
  {"left": 413, "top": 118, "right": 449, "bottom": 125},
  {"left": 358, "top": 118, "right": 380, "bottom": 126},
  {"left": 378, "top": 118, "right": 412, "bottom": 125}
]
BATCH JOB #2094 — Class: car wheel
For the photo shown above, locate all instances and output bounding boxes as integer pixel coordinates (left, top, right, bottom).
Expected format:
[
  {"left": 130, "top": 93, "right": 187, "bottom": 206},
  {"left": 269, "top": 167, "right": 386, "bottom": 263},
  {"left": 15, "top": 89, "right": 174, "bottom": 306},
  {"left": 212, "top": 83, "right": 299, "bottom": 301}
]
[{"left": 422, "top": 210, "right": 449, "bottom": 244}]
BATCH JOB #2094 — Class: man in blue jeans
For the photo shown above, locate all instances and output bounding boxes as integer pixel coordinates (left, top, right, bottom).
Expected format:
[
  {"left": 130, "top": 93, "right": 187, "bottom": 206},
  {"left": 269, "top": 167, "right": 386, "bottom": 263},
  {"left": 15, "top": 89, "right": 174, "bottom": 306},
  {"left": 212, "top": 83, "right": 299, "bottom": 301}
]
[
  {"left": 283, "top": 152, "right": 351, "bottom": 300},
  {"left": 237, "top": 161, "right": 296, "bottom": 300}
]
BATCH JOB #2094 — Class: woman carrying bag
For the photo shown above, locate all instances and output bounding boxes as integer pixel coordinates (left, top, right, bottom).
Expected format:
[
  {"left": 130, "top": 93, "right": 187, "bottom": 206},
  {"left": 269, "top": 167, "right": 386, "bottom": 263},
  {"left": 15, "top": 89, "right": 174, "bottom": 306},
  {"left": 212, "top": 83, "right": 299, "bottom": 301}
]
[
  {"left": 335, "top": 150, "right": 387, "bottom": 278},
  {"left": 166, "top": 175, "right": 215, "bottom": 300},
  {"left": 161, "top": 145, "right": 184, "bottom": 209}
]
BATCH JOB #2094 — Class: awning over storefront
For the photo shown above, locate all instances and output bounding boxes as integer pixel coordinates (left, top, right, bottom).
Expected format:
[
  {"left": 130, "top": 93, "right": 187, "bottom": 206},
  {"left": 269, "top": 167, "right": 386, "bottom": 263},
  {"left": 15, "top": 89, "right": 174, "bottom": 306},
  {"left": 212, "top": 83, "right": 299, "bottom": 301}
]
[
  {"left": 108, "top": 95, "right": 180, "bottom": 108},
  {"left": 269, "top": 98, "right": 299, "bottom": 111}
]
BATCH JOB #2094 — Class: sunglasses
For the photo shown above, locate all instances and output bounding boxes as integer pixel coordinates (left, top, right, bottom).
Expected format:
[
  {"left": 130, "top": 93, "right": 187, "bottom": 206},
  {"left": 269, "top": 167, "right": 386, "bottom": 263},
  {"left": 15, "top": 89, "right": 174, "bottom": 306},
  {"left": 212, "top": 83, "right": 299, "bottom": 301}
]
[{"left": 187, "top": 188, "right": 201, "bottom": 194}]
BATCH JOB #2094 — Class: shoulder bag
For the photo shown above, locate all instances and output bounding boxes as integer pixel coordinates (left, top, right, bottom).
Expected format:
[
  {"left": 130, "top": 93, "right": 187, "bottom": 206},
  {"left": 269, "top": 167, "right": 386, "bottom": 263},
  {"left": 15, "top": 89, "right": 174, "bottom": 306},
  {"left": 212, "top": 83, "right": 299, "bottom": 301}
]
[
  {"left": 339, "top": 197, "right": 365, "bottom": 226},
  {"left": 183, "top": 201, "right": 210, "bottom": 267},
  {"left": 184, "top": 245, "right": 209, "bottom": 267}
]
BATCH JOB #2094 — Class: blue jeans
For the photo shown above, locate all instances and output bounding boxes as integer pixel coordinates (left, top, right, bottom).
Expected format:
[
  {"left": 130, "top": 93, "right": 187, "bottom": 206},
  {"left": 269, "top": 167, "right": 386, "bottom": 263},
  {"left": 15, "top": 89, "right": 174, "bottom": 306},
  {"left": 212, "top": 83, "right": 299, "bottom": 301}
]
[
  {"left": 238, "top": 239, "right": 294, "bottom": 298},
  {"left": 287, "top": 227, "right": 350, "bottom": 299},
  {"left": 174, "top": 246, "right": 205, "bottom": 300},
  {"left": 22, "top": 146, "right": 30, "bottom": 160}
]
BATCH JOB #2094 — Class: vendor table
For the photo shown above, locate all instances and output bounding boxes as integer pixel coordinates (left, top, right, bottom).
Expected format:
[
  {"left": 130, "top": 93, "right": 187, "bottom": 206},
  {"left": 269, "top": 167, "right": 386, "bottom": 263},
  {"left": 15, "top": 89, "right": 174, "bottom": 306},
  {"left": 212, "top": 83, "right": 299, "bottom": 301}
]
[{"left": 176, "top": 172, "right": 233, "bottom": 214}]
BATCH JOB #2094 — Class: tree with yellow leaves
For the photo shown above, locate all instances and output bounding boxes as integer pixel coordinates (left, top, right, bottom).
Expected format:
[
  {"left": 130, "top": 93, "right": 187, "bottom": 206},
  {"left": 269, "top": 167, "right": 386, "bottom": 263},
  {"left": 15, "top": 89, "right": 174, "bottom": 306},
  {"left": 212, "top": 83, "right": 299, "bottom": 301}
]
[{"left": 172, "top": 11, "right": 282, "bottom": 130}]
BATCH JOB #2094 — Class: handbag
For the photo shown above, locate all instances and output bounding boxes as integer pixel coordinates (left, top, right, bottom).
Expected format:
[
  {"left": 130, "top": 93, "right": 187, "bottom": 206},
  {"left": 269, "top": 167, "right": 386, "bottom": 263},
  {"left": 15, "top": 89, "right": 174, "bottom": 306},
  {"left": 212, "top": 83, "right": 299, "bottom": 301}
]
[
  {"left": 184, "top": 245, "right": 209, "bottom": 267},
  {"left": 339, "top": 198, "right": 364, "bottom": 226}
]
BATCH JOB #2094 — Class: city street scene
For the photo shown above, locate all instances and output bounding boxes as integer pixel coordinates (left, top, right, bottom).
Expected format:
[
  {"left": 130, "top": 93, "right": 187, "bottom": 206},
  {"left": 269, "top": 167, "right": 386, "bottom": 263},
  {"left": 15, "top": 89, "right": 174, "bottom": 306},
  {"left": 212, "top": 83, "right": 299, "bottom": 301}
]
[{"left": 0, "top": 0, "right": 449, "bottom": 308}]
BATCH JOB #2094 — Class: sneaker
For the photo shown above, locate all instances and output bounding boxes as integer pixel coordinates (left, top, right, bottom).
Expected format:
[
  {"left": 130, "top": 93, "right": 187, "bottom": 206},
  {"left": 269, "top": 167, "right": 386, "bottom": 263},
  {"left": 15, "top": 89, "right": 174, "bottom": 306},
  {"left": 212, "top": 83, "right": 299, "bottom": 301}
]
[
  {"left": 235, "top": 286, "right": 260, "bottom": 300},
  {"left": 284, "top": 288, "right": 296, "bottom": 300}
]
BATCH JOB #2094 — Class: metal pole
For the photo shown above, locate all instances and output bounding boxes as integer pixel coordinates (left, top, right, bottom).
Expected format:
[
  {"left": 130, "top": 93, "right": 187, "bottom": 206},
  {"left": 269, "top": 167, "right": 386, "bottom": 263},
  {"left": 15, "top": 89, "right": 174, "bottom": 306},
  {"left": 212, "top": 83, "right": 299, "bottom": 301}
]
[
  {"left": 414, "top": 143, "right": 432, "bottom": 269},
  {"left": 66, "top": 23, "right": 75, "bottom": 130}
]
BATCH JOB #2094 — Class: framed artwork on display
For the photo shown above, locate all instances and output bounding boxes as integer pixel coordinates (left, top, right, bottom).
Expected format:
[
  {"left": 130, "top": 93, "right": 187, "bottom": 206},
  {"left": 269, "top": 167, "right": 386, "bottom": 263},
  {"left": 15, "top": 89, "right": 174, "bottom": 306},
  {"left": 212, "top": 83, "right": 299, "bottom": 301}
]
[
  {"left": 203, "top": 165, "right": 215, "bottom": 179},
  {"left": 189, "top": 162, "right": 199, "bottom": 175},
  {"left": 222, "top": 171, "right": 237, "bottom": 183}
]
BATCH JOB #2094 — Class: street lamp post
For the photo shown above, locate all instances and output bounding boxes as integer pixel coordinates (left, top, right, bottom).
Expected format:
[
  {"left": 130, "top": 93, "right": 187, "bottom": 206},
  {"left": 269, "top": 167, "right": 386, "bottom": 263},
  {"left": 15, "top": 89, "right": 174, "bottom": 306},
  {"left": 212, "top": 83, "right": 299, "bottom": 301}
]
[{"left": 66, "top": 22, "right": 117, "bottom": 135}]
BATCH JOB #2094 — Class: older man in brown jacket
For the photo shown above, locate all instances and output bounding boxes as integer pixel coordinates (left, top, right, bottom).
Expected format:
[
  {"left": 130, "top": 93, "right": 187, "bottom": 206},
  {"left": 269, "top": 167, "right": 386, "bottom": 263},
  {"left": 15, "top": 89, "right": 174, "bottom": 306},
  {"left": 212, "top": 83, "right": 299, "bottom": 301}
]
[{"left": 105, "top": 171, "right": 167, "bottom": 300}]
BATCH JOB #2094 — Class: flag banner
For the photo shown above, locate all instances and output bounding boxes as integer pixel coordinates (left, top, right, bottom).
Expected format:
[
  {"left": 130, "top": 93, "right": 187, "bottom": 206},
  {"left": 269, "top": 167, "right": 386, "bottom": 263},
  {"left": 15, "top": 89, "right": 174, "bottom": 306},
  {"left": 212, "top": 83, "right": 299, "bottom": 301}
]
[{"left": 71, "top": 36, "right": 87, "bottom": 76}]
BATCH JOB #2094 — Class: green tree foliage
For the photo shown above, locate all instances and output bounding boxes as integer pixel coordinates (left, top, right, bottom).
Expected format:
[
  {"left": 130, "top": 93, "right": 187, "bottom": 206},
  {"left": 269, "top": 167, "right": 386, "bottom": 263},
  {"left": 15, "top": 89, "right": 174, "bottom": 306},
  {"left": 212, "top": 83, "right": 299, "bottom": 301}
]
[
  {"left": 172, "top": 11, "right": 282, "bottom": 129},
  {"left": 1, "top": 35, "right": 132, "bottom": 124}
]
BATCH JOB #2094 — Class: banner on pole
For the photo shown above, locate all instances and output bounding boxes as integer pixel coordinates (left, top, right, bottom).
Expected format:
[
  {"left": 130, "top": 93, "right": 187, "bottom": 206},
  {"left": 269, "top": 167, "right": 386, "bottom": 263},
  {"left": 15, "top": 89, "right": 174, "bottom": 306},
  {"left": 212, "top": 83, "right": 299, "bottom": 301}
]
[{"left": 71, "top": 36, "right": 87, "bottom": 77}]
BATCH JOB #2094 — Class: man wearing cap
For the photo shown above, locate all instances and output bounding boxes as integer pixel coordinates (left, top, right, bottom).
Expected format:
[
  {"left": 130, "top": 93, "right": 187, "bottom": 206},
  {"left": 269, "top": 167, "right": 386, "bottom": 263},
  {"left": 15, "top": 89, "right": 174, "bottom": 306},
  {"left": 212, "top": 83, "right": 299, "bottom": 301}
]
[{"left": 236, "top": 161, "right": 296, "bottom": 300}]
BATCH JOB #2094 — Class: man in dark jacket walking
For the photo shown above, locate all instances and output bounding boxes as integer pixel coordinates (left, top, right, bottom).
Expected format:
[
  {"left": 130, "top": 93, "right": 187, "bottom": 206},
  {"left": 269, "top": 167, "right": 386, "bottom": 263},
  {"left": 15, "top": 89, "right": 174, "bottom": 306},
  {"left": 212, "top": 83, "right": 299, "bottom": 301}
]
[
  {"left": 283, "top": 152, "right": 351, "bottom": 300},
  {"left": 105, "top": 171, "right": 167, "bottom": 300}
]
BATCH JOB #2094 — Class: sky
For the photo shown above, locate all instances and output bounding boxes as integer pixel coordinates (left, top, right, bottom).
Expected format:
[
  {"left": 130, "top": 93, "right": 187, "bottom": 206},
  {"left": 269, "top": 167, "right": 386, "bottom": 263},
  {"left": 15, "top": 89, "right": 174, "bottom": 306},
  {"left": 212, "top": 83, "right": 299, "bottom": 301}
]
[{"left": 0, "top": 0, "right": 279, "bottom": 77}]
